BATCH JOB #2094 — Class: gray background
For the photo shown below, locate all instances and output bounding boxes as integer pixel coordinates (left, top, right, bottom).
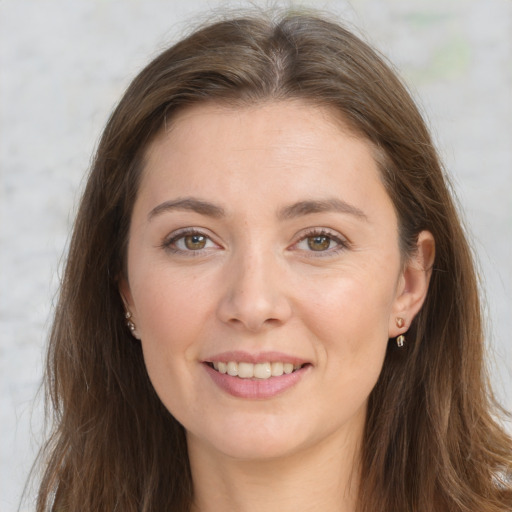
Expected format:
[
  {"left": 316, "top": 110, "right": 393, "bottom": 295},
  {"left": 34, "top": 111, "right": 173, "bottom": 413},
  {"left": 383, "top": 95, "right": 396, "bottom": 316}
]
[{"left": 1, "top": 1, "right": 511, "bottom": 510}]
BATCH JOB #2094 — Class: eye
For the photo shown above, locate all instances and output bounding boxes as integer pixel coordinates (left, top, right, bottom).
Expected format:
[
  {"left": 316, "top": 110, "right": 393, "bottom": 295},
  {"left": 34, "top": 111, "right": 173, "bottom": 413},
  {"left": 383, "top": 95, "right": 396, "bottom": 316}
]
[
  {"left": 179, "top": 234, "right": 209, "bottom": 250},
  {"left": 305, "top": 235, "right": 335, "bottom": 251},
  {"left": 293, "top": 229, "right": 348, "bottom": 255},
  {"left": 162, "top": 229, "right": 219, "bottom": 254}
]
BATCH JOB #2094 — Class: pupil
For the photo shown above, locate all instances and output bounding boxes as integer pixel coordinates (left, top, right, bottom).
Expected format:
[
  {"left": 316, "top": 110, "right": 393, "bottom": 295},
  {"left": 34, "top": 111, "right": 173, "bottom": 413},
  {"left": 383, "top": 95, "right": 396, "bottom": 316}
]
[
  {"left": 308, "top": 236, "right": 330, "bottom": 251},
  {"left": 185, "top": 235, "right": 206, "bottom": 250}
]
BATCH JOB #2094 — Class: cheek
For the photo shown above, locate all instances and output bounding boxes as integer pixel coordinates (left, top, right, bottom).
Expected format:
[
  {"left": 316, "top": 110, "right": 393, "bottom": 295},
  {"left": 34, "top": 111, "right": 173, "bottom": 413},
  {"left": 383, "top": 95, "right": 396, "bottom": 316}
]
[
  {"left": 132, "top": 263, "right": 212, "bottom": 335},
  {"left": 309, "top": 277, "right": 393, "bottom": 408},
  {"left": 131, "top": 269, "right": 208, "bottom": 413},
  {"left": 300, "top": 269, "right": 397, "bottom": 341},
  {"left": 296, "top": 264, "right": 398, "bottom": 393},
  {"left": 129, "top": 268, "right": 216, "bottom": 393}
]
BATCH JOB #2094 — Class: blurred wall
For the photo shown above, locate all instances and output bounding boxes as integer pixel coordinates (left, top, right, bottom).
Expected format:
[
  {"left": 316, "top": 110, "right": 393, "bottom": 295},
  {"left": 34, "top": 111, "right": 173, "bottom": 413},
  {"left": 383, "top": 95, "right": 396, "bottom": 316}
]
[{"left": 1, "top": 1, "right": 510, "bottom": 510}]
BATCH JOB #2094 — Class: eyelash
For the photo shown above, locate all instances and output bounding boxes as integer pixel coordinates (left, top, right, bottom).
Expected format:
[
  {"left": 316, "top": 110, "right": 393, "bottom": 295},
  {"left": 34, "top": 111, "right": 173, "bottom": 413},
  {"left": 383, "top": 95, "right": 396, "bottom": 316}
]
[
  {"left": 160, "top": 228, "right": 349, "bottom": 256},
  {"left": 161, "top": 228, "right": 219, "bottom": 256},
  {"left": 293, "top": 228, "right": 349, "bottom": 257}
]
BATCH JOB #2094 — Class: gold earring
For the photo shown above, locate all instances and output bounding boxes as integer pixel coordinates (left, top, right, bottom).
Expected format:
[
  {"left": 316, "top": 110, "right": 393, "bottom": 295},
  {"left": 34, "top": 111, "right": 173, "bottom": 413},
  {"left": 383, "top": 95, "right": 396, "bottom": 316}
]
[
  {"left": 395, "top": 317, "right": 405, "bottom": 347},
  {"left": 125, "top": 311, "right": 140, "bottom": 339}
]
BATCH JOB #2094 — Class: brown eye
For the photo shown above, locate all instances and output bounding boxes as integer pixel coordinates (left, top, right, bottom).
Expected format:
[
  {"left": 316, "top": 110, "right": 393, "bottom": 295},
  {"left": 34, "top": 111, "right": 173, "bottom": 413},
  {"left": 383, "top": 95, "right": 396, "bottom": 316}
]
[
  {"left": 164, "top": 230, "right": 219, "bottom": 254},
  {"left": 307, "top": 235, "right": 332, "bottom": 251},
  {"left": 184, "top": 234, "right": 207, "bottom": 250}
]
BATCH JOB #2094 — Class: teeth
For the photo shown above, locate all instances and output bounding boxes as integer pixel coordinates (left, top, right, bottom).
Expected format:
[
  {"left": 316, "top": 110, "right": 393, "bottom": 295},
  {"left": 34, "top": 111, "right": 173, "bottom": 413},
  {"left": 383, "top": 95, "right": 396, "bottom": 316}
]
[
  {"left": 238, "top": 362, "right": 254, "bottom": 378},
  {"left": 211, "top": 361, "right": 304, "bottom": 379},
  {"left": 271, "top": 362, "right": 283, "bottom": 376},
  {"left": 283, "top": 363, "right": 294, "bottom": 374},
  {"left": 254, "top": 363, "right": 272, "bottom": 379},
  {"left": 227, "top": 361, "right": 238, "bottom": 376}
]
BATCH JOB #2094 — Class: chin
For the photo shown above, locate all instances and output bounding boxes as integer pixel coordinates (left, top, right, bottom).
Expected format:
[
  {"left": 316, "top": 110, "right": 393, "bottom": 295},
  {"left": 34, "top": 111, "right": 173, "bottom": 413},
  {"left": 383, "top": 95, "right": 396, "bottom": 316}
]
[
  {"left": 186, "top": 413, "right": 319, "bottom": 462},
  {"left": 206, "top": 436, "right": 305, "bottom": 462}
]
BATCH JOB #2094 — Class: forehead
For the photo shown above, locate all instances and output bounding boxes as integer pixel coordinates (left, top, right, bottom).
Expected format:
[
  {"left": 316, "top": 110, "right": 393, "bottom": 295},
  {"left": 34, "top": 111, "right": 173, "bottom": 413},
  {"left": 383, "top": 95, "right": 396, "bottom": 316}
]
[
  {"left": 136, "top": 100, "right": 391, "bottom": 221},
  {"left": 155, "top": 100, "right": 364, "bottom": 149}
]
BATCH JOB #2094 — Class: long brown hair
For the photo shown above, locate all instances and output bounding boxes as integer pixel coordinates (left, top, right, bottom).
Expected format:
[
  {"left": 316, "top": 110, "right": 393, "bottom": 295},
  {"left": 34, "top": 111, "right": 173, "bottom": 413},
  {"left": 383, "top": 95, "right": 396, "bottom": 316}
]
[{"left": 35, "top": 9, "right": 512, "bottom": 511}]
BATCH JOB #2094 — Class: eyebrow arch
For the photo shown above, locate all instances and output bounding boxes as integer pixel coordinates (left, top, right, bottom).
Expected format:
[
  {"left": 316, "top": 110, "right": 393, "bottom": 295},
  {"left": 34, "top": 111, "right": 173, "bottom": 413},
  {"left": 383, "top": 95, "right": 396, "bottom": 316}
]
[
  {"left": 277, "top": 198, "right": 368, "bottom": 221},
  {"left": 148, "top": 197, "right": 225, "bottom": 220}
]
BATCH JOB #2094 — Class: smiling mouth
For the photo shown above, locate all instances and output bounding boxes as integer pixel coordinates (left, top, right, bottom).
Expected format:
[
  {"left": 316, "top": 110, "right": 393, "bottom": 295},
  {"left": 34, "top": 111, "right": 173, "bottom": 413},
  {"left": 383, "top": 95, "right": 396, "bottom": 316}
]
[{"left": 206, "top": 361, "right": 308, "bottom": 379}]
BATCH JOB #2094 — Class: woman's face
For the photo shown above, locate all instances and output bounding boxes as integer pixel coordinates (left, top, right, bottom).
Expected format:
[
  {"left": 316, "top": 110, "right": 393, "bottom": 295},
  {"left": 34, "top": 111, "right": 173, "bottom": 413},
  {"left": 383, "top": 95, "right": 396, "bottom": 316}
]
[{"left": 122, "top": 101, "right": 430, "bottom": 462}]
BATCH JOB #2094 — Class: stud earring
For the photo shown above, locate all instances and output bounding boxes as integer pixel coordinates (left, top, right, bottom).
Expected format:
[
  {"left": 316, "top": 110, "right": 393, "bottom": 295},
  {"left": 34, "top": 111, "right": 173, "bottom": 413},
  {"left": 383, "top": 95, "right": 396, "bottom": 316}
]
[
  {"left": 395, "top": 317, "right": 405, "bottom": 347},
  {"left": 125, "top": 311, "right": 140, "bottom": 339}
]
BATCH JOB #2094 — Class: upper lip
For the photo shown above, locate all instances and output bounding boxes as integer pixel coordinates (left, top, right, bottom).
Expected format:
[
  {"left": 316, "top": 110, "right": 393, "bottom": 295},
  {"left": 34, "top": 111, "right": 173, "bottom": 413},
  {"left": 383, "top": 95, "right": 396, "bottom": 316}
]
[{"left": 204, "top": 350, "right": 309, "bottom": 366}]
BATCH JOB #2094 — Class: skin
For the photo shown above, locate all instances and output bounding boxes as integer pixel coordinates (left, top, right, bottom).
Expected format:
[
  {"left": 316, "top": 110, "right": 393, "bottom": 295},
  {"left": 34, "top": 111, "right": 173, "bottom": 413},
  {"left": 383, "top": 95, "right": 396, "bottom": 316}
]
[{"left": 121, "top": 101, "right": 434, "bottom": 512}]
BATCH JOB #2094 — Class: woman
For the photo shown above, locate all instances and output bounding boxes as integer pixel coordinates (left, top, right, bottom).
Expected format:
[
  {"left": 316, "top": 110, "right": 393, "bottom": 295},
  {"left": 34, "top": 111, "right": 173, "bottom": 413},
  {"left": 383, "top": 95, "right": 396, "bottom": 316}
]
[{"left": 36, "top": 10, "right": 512, "bottom": 512}]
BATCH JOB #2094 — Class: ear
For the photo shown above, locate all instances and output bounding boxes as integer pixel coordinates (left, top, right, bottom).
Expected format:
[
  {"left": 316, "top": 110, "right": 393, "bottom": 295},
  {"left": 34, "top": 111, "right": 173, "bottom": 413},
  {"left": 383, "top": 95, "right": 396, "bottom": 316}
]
[
  {"left": 118, "top": 276, "right": 141, "bottom": 339},
  {"left": 388, "top": 230, "right": 435, "bottom": 337},
  {"left": 118, "top": 276, "right": 135, "bottom": 312}
]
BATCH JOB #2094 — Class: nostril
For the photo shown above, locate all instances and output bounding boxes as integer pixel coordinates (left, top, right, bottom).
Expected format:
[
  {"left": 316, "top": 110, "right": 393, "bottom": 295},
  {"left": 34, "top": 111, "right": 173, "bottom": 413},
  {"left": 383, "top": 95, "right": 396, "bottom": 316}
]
[{"left": 216, "top": 279, "right": 293, "bottom": 332}]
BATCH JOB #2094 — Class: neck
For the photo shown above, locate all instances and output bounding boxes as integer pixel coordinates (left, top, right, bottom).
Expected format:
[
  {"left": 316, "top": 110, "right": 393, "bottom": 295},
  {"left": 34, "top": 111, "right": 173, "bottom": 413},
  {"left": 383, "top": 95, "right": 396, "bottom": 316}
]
[{"left": 188, "top": 428, "right": 361, "bottom": 512}]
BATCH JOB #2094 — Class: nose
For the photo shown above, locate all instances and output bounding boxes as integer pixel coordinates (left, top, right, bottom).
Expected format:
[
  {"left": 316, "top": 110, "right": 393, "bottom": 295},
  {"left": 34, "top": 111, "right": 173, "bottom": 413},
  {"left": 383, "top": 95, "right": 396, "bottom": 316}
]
[{"left": 216, "top": 248, "right": 293, "bottom": 332}]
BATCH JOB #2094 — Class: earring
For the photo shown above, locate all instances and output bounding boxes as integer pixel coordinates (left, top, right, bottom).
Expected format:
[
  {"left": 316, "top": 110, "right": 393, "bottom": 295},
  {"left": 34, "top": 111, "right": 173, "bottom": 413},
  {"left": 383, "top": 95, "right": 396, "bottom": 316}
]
[
  {"left": 395, "top": 317, "right": 405, "bottom": 347},
  {"left": 125, "top": 311, "right": 140, "bottom": 339}
]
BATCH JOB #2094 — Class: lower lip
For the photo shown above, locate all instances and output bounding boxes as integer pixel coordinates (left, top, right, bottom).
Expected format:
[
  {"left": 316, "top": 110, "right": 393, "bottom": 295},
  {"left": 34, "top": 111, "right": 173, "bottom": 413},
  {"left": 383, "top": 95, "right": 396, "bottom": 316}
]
[{"left": 203, "top": 363, "right": 309, "bottom": 399}]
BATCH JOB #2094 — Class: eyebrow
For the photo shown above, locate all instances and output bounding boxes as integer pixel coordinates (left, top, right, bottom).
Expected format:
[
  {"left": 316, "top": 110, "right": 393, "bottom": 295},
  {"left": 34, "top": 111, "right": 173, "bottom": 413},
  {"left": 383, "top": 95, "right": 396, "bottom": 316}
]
[
  {"left": 148, "top": 197, "right": 225, "bottom": 220},
  {"left": 277, "top": 198, "right": 368, "bottom": 221},
  {"left": 147, "top": 196, "right": 367, "bottom": 222}
]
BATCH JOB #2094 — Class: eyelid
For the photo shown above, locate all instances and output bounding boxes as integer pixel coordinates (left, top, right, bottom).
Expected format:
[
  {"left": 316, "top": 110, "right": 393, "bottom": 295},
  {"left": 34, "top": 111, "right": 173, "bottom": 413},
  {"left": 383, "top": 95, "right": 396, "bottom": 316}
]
[
  {"left": 160, "top": 226, "right": 349, "bottom": 256},
  {"left": 290, "top": 227, "right": 350, "bottom": 255},
  {"left": 160, "top": 227, "right": 222, "bottom": 254}
]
